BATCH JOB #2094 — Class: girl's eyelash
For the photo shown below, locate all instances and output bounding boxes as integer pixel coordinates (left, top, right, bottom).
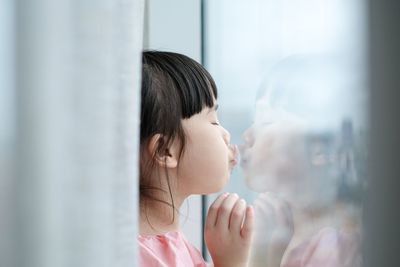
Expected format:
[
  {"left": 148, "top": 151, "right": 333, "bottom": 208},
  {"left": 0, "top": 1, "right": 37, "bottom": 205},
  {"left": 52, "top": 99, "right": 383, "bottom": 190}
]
[{"left": 211, "top": 122, "right": 220, "bottom": 125}]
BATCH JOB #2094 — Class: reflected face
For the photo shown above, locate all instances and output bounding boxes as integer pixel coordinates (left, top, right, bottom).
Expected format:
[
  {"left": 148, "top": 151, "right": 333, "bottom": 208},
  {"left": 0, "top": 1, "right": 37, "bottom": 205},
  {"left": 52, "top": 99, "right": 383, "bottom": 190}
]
[{"left": 239, "top": 101, "right": 309, "bottom": 194}]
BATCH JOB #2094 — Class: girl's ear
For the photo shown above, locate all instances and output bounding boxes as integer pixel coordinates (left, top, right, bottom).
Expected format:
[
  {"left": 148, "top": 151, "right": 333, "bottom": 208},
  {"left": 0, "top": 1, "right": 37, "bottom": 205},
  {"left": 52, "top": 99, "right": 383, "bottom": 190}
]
[{"left": 147, "top": 134, "right": 179, "bottom": 168}]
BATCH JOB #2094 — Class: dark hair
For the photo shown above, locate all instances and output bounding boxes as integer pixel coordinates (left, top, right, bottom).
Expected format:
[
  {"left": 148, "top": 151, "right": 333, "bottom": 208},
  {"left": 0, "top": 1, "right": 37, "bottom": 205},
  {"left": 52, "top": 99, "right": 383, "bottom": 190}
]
[{"left": 140, "top": 51, "right": 218, "bottom": 220}]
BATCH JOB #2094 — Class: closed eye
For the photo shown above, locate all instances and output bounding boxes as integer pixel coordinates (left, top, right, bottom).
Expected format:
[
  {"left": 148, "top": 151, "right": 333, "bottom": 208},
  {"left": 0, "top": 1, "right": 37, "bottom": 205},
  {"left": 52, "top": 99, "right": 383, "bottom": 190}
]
[{"left": 211, "top": 122, "right": 220, "bottom": 125}]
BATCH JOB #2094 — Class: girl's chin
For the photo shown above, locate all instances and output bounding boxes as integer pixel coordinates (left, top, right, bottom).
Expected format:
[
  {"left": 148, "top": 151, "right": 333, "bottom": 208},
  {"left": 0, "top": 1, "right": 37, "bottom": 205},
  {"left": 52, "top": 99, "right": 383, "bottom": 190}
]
[{"left": 214, "top": 174, "right": 230, "bottom": 192}]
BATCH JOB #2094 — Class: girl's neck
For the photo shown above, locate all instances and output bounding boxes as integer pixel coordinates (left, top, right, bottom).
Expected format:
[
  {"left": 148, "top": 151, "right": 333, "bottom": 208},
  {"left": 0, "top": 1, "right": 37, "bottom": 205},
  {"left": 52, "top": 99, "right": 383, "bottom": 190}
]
[
  {"left": 139, "top": 167, "right": 187, "bottom": 236},
  {"left": 139, "top": 196, "right": 185, "bottom": 236}
]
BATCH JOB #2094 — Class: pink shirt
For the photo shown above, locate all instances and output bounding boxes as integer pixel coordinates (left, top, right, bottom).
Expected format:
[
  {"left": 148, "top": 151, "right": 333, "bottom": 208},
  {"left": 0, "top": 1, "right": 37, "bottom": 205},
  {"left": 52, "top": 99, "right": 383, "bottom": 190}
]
[{"left": 138, "top": 231, "right": 208, "bottom": 267}]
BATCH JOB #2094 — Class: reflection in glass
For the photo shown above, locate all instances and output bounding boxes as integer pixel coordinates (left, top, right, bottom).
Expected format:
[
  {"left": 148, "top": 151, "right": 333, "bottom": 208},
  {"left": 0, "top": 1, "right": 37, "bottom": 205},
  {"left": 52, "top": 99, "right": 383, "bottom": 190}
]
[
  {"left": 239, "top": 55, "right": 366, "bottom": 266},
  {"left": 205, "top": 0, "right": 368, "bottom": 266}
]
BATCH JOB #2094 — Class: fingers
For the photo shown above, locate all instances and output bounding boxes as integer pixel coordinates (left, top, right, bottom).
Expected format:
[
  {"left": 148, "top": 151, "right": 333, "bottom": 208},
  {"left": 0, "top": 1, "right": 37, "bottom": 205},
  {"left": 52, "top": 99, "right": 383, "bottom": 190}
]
[
  {"left": 215, "top": 193, "right": 239, "bottom": 228},
  {"left": 206, "top": 192, "right": 228, "bottom": 228},
  {"left": 229, "top": 198, "right": 247, "bottom": 232},
  {"left": 205, "top": 194, "right": 254, "bottom": 267},
  {"left": 241, "top": 206, "right": 254, "bottom": 241},
  {"left": 206, "top": 192, "right": 254, "bottom": 243}
]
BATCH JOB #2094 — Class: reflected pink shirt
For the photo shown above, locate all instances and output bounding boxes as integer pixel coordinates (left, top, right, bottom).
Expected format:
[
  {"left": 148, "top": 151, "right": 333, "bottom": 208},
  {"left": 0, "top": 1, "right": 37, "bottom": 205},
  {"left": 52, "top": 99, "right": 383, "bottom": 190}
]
[
  {"left": 282, "top": 227, "right": 362, "bottom": 267},
  {"left": 138, "top": 231, "right": 208, "bottom": 267}
]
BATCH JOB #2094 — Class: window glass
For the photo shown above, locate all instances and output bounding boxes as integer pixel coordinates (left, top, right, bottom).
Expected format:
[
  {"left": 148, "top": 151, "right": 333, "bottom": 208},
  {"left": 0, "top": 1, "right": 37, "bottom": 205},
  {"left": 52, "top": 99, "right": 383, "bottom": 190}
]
[{"left": 205, "top": 1, "right": 368, "bottom": 265}]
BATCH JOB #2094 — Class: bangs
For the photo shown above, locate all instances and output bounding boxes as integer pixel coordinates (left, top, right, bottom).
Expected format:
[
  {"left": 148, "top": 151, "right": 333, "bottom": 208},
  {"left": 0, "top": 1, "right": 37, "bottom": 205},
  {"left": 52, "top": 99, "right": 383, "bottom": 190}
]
[{"left": 143, "top": 51, "right": 218, "bottom": 119}]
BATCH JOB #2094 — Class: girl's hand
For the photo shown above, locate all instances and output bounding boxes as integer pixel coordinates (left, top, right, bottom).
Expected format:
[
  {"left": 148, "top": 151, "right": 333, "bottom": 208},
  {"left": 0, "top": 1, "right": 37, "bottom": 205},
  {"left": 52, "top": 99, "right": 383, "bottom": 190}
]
[
  {"left": 249, "top": 192, "right": 294, "bottom": 267},
  {"left": 205, "top": 193, "right": 254, "bottom": 267}
]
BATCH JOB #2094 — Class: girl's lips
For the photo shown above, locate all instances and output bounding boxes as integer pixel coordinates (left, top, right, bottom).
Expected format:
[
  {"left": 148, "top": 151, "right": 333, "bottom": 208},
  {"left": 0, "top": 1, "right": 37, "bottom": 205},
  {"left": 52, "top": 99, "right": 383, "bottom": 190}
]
[
  {"left": 228, "top": 144, "right": 239, "bottom": 170},
  {"left": 228, "top": 144, "right": 239, "bottom": 163}
]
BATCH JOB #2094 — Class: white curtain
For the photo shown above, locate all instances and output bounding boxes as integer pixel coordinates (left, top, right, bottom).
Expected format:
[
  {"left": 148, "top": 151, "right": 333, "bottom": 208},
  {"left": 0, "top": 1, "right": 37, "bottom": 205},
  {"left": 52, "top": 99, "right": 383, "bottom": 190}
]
[{"left": 0, "top": 0, "right": 144, "bottom": 266}]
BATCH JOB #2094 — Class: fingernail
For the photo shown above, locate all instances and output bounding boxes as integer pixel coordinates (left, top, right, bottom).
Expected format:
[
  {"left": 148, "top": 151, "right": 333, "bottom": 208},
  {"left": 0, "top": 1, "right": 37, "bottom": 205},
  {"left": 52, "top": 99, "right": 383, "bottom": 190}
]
[{"left": 248, "top": 205, "right": 254, "bottom": 215}]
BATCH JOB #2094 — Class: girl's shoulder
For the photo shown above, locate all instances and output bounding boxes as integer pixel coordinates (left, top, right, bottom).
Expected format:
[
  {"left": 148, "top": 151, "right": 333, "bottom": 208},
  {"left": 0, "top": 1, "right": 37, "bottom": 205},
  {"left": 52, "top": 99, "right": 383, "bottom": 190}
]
[{"left": 138, "top": 231, "right": 208, "bottom": 267}]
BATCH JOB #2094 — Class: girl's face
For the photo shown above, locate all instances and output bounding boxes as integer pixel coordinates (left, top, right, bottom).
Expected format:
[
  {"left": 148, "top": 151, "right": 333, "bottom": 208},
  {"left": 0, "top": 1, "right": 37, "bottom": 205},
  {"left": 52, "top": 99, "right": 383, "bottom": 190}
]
[{"left": 177, "top": 104, "right": 237, "bottom": 196}]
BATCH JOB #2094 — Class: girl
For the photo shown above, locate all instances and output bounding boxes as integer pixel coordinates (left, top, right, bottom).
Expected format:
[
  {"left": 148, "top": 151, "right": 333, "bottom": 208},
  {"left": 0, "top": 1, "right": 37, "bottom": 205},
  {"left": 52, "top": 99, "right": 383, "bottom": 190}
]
[{"left": 138, "top": 51, "right": 254, "bottom": 267}]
